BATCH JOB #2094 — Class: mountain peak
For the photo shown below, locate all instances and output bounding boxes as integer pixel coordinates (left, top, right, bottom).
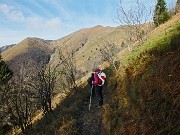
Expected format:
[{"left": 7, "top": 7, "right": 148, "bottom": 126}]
[
  {"left": 93, "top": 25, "right": 103, "bottom": 28},
  {"left": 25, "top": 37, "right": 45, "bottom": 41}
]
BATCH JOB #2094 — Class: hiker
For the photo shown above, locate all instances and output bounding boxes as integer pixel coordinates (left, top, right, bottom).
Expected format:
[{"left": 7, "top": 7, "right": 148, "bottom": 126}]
[
  {"left": 87, "top": 73, "right": 95, "bottom": 97},
  {"left": 92, "top": 66, "right": 106, "bottom": 107}
]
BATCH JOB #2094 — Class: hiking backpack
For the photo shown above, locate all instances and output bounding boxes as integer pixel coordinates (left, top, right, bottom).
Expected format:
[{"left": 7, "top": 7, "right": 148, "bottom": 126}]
[{"left": 97, "top": 72, "right": 106, "bottom": 86}]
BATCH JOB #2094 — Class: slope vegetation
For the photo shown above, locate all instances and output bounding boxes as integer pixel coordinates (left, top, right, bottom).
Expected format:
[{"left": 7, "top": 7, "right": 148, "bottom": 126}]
[
  {"left": 3, "top": 13, "right": 180, "bottom": 135},
  {"left": 24, "top": 14, "right": 180, "bottom": 135},
  {"left": 102, "top": 14, "right": 180, "bottom": 135},
  {"left": 51, "top": 25, "right": 128, "bottom": 72}
]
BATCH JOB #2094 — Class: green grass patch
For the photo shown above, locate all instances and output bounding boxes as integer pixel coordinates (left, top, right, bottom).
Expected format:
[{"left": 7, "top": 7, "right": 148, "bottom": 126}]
[
  {"left": 102, "top": 22, "right": 180, "bottom": 135},
  {"left": 120, "top": 22, "right": 180, "bottom": 68}
]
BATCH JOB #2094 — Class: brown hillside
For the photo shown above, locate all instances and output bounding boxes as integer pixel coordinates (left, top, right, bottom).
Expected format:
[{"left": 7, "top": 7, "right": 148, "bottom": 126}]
[
  {"left": 150, "top": 13, "right": 180, "bottom": 35},
  {"left": 51, "top": 25, "right": 128, "bottom": 73},
  {"left": 1, "top": 25, "right": 130, "bottom": 80},
  {"left": 2, "top": 37, "right": 53, "bottom": 75},
  {"left": 102, "top": 14, "right": 180, "bottom": 135},
  {"left": 2, "top": 37, "right": 52, "bottom": 61}
]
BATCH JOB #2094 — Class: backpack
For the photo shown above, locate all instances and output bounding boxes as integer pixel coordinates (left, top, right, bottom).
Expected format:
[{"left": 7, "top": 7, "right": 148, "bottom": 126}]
[{"left": 97, "top": 72, "right": 106, "bottom": 86}]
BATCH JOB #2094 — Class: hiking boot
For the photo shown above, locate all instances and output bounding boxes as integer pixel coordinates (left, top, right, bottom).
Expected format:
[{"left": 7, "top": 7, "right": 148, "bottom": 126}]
[
  {"left": 95, "top": 104, "right": 103, "bottom": 109},
  {"left": 95, "top": 104, "right": 100, "bottom": 108}
]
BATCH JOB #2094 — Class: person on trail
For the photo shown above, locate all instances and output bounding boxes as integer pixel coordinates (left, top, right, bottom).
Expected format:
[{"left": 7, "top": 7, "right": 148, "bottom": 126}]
[
  {"left": 92, "top": 66, "right": 106, "bottom": 107},
  {"left": 87, "top": 73, "right": 95, "bottom": 97}
]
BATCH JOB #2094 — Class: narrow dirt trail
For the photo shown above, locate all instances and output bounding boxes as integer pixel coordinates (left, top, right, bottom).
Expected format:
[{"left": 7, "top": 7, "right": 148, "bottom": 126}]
[{"left": 77, "top": 96, "right": 105, "bottom": 135}]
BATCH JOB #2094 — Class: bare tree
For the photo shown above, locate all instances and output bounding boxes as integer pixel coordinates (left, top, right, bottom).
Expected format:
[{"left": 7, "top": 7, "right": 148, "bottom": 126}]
[
  {"left": 56, "top": 47, "right": 77, "bottom": 91},
  {"left": 35, "top": 64, "right": 59, "bottom": 114},
  {"left": 5, "top": 88, "right": 34, "bottom": 133},
  {"left": 175, "top": 0, "right": 180, "bottom": 13},
  {"left": 97, "top": 38, "right": 121, "bottom": 71},
  {"left": 168, "top": 1, "right": 177, "bottom": 17},
  {"left": 2, "top": 63, "right": 38, "bottom": 133},
  {"left": 117, "top": 0, "right": 154, "bottom": 50}
]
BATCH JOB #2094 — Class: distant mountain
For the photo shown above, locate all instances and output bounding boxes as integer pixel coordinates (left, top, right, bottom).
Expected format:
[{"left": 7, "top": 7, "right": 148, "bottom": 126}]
[
  {"left": 1, "top": 25, "right": 129, "bottom": 76},
  {"left": 2, "top": 37, "right": 53, "bottom": 76},
  {"left": 0, "top": 44, "right": 15, "bottom": 53},
  {"left": 51, "top": 25, "right": 128, "bottom": 72}
]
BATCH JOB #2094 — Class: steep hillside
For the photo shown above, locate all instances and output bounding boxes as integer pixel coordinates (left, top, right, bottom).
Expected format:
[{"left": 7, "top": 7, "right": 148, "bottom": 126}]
[
  {"left": 2, "top": 25, "right": 129, "bottom": 77},
  {"left": 51, "top": 25, "right": 128, "bottom": 73},
  {"left": 2, "top": 37, "right": 52, "bottom": 61},
  {"left": 102, "top": 15, "right": 180, "bottom": 134}
]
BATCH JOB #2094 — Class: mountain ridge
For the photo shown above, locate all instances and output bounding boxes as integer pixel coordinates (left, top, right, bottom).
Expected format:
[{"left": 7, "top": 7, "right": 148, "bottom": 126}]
[{"left": 1, "top": 25, "right": 128, "bottom": 75}]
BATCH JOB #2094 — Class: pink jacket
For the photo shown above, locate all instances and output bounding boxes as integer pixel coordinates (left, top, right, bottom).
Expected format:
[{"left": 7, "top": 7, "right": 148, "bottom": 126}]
[
  {"left": 92, "top": 69, "right": 106, "bottom": 86},
  {"left": 92, "top": 71, "right": 100, "bottom": 86}
]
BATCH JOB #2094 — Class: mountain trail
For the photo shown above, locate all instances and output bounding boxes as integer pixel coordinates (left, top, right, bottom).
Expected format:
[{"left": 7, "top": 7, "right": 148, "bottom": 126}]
[{"left": 77, "top": 95, "right": 105, "bottom": 135}]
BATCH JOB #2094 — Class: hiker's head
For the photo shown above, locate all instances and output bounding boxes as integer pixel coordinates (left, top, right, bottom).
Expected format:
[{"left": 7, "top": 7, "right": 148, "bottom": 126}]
[
  {"left": 92, "top": 67, "right": 99, "bottom": 73},
  {"left": 98, "top": 65, "right": 102, "bottom": 71},
  {"left": 92, "top": 65, "right": 103, "bottom": 72}
]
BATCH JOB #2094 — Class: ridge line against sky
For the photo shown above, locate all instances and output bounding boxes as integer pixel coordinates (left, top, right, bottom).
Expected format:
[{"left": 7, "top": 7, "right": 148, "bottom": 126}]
[{"left": 0, "top": 0, "right": 176, "bottom": 46}]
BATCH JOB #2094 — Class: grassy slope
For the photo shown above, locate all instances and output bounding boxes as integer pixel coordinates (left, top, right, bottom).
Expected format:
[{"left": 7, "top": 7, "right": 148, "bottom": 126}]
[
  {"left": 51, "top": 25, "right": 127, "bottom": 72},
  {"left": 1, "top": 38, "right": 53, "bottom": 76},
  {"left": 2, "top": 25, "right": 128, "bottom": 76},
  {"left": 102, "top": 19, "right": 180, "bottom": 134},
  {"left": 24, "top": 84, "right": 90, "bottom": 135},
  {"left": 2, "top": 38, "right": 52, "bottom": 61}
]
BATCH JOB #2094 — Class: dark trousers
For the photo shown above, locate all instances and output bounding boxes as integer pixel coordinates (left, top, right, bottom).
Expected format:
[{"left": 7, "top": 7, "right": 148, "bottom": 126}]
[{"left": 95, "top": 86, "right": 103, "bottom": 106}]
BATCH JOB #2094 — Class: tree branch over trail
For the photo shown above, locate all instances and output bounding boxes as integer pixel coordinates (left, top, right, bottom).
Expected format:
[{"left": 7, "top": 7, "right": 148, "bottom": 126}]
[
  {"left": 117, "top": 0, "right": 154, "bottom": 50},
  {"left": 98, "top": 38, "right": 121, "bottom": 71}
]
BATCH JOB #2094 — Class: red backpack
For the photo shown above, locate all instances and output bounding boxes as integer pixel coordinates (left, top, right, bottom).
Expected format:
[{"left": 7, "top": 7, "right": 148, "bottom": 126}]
[{"left": 97, "top": 72, "right": 106, "bottom": 86}]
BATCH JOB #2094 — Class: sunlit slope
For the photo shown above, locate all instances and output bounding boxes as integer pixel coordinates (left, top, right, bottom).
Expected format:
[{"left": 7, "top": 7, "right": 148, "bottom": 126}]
[
  {"left": 2, "top": 37, "right": 52, "bottom": 61},
  {"left": 102, "top": 13, "right": 180, "bottom": 135},
  {"left": 51, "top": 25, "right": 128, "bottom": 72},
  {"left": 1, "top": 38, "right": 53, "bottom": 76},
  {"left": 1, "top": 24, "right": 133, "bottom": 78}
]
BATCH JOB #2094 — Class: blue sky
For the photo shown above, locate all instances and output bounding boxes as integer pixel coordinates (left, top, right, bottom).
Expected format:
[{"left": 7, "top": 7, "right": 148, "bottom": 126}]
[{"left": 0, "top": 0, "right": 176, "bottom": 46}]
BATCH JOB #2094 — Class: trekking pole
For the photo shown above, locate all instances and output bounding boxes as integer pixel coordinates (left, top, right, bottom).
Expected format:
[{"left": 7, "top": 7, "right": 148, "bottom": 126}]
[{"left": 89, "top": 85, "right": 93, "bottom": 111}]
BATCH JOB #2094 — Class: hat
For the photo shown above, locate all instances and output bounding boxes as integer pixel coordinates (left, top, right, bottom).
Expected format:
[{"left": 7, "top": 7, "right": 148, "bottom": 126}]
[
  {"left": 92, "top": 67, "right": 99, "bottom": 72},
  {"left": 98, "top": 65, "right": 102, "bottom": 70}
]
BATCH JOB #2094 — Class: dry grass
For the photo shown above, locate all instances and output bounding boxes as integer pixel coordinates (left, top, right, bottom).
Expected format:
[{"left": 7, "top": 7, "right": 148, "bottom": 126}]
[
  {"left": 50, "top": 25, "right": 129, "bottom": 72},
  {"left": 102, "top": 16, "right": 180, "bottom": 135},
  {"left": 31, "top": 92, "right": 67, "bottom": 124},
  {"left": 150, "top": 13, "right": 180, "bottom": 36},
  {"left": 24, "top": 83, "right": 90, "bottom": 135},
  {"left": 3, "top": 13, "right": 180, "bottom": 135},
  {"left": 2, "top": 37, "right": 52, "bottom": 61},
  {"left": 2, "top": 25, "right": 130, "bottom": 79}
]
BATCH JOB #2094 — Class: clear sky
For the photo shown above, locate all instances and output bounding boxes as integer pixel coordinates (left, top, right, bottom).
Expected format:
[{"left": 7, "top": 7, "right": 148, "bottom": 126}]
[{"left": 0, "top": 0, "right": 176, "bottom": 46}]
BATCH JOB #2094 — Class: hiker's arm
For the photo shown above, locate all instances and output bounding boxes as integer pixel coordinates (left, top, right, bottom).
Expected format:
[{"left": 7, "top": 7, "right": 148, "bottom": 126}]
[
  {"left": 87, "top": 77, "right": 90, "bottom": 83},
  {"left": 92, "top": 74, "right": 98, "bottom": 85}
]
